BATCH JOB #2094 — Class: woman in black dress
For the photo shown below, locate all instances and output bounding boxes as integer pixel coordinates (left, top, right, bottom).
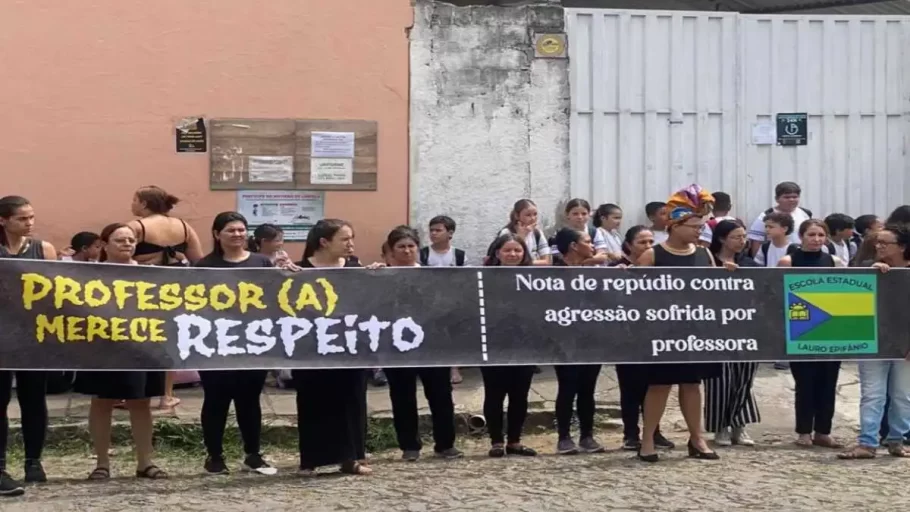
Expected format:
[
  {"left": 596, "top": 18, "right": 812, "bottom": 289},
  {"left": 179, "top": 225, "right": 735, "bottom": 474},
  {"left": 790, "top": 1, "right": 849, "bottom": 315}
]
[
  {"left": 704, "top": 220, "right": 761, "bottom": 447},
  {"left": 636, "top": 185, "right": 721, "bottom": 463},
  {"left": 294, "top": 219, "right": 372, "bottom": 476},
  {"left": 75, "top": 223, "right": 167, "bottom": 480},
  {"left": 777, "top": 219, "right": 846, "bottom": 449}
]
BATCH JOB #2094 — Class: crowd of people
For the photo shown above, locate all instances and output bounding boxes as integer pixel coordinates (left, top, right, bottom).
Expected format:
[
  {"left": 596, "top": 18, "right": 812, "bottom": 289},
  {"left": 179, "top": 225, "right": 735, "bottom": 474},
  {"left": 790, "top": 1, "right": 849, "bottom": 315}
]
[{"left": 0, "top": 181, "right": 908, "bottom": 498}]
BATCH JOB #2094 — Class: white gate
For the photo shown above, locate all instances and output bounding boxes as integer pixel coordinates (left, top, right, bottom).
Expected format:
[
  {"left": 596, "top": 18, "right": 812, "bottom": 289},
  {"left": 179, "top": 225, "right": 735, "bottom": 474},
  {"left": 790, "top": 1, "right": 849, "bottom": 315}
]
[{"left": 567, "top": 8, "right": 910, "bottom": 225}]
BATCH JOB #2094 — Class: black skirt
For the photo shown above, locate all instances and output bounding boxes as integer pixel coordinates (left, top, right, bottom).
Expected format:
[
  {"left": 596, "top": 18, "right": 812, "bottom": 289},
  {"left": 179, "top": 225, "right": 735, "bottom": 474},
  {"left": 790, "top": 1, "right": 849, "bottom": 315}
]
[
  {"left": 74, "top": 371, "right": 166, "bottom": 400},
  {"left": 643, "top": 363, "right": 722, "bottom": 386},
  {"left": 293, "top": 369, "right": 367, "bottom": 468}
]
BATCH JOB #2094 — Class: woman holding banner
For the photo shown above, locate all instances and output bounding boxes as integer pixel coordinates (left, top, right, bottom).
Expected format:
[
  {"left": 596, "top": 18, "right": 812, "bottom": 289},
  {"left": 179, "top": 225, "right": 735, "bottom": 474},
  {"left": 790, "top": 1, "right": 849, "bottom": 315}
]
[
  {"left": 294, "top": 219, "right": 372, "bottom": 476},
  {"left": 194, "top": 212, "right": 275, "bottom": 476},
  {"left": 0, "top": 195, "right": 57, "bottom": 496},
  {"left": 74, "top": 223, "right": 167, "bottom": 481},
  {"left": 551, "top": 228, "right": 606, "bottom": 455},
  {"left": 480, "top": 233, "right": 538, "bottom": 457},
  {"left": 635, "top": 185, "right": 721, "bottom": 463},
  {"left": 382, "top": 226, "right": 462, "bottom": 461}
]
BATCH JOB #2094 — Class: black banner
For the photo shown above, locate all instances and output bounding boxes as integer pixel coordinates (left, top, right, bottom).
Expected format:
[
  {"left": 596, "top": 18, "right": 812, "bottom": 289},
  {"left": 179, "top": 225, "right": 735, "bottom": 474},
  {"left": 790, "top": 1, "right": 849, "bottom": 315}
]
[{"left": 0, "top": 260, "right": 906, "bottom": 369}]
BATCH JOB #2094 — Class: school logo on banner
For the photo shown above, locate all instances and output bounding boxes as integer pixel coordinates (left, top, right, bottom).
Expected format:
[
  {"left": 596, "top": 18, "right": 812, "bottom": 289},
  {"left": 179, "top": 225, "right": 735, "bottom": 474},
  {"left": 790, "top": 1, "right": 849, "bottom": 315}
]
[{"left": 784, "top": 274, "right": 878, "bottom": 355}]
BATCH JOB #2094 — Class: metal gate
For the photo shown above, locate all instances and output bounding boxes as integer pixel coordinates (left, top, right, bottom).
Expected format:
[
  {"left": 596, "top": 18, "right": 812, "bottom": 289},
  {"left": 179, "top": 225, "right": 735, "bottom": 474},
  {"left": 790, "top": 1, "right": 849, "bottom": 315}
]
[{"left": 567, "top": 8, "right": 910, "bottom": 224}]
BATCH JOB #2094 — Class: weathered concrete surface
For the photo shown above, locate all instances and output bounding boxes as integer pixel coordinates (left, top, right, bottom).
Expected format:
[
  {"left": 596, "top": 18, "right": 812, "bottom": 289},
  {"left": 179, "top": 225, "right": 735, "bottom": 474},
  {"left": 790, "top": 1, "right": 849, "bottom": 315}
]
[
  {"left": 409, "top": 0, "right": 570, "bottom": 259},
  {"left": 11, "top": 364, "right": 863, "bottom": 442}
]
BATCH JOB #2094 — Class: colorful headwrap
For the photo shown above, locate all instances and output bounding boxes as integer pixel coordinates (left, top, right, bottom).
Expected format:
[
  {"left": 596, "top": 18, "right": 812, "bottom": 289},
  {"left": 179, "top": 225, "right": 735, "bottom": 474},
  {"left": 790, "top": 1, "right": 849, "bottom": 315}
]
[{"left": 665, "top": 184, "right": 715, "bottom": 224}]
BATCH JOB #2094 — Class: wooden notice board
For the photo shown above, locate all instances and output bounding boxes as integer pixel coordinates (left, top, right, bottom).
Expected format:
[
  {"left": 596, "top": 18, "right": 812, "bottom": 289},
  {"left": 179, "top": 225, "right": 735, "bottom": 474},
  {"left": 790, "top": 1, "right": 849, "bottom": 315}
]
[{"left": 209, "top": 118, "right": 378, "bottom": 191}]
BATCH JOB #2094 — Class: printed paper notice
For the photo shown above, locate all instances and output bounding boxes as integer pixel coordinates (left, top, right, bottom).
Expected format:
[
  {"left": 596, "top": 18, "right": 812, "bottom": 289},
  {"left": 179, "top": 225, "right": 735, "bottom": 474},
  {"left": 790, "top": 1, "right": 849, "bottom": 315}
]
[
  {"left": 752, "top": 122, "right": 776, "bottom": 145},
  {"left": 248, "top": 156, "right": 294, "bottom": 183},
  {"left": 311, "top": 158, "right": 353, "bottom": 185},
  {"left": 311, "top": 132, "right": 355, "bottom": 158},
  {"left": 236, "top": 190, "right": 324, "bottom": 241}
]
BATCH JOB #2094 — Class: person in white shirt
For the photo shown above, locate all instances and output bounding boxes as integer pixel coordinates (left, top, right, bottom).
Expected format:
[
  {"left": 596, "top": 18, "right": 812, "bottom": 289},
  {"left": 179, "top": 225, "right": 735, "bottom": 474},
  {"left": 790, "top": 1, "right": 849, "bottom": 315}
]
[
  {"left": 752, "top": 212, "right": 797, "bottom": 268},
  {"left": 593, "top": 203, "right": 624, "bottom": 262},
  {"left": 421, "top": 215, "right": 467, "bottom": 267},
  {"left": 499, "top": 199, "right": 551, "bottom": 266},
  {"left": 549, "top": 199, "right": 611, "bottom": 265},
  {"left": 645, "top": 202, "right": 669, "bottom": 245},
  {"left": 700, "top": 192, "right": 736, "bottom": 245},
  {"left": 823, "top": 213, "right": 857, "bottom": 264},
  {"left": 747, "top": 181, "right": 811, "bottom": 256},
  {"left": 62, "top": 231, "right": 102, "bottom": 262}
]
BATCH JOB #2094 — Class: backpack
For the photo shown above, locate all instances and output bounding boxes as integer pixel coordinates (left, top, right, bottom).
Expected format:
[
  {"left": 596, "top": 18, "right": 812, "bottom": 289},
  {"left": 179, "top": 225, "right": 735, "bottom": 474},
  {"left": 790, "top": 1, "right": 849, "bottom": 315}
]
[
  {"left": 419, "top": 246, "right": 465, "bottom": 267},
  {"left": 824, "top": 240, "right": 857, "bottom": 262},
  {"left": 764, "top": 207, "right": 812, "bottom": 218},
  {"left": 759, "top": 241, "right": 798, "bottom": 266}
]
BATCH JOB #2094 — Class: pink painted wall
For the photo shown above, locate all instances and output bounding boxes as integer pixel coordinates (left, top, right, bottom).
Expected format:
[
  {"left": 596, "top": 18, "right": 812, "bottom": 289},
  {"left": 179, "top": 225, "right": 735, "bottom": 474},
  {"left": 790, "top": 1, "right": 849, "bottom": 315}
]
[{"left": 0, "top": 0, "right": 412, "bottom": 261}]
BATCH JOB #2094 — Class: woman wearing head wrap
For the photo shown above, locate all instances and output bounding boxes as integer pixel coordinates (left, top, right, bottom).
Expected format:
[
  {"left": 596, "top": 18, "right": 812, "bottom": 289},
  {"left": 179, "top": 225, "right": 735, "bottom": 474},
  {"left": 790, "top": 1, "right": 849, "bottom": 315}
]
[{"left": 634, "top": 184, "right": 723, "bottom": 463}]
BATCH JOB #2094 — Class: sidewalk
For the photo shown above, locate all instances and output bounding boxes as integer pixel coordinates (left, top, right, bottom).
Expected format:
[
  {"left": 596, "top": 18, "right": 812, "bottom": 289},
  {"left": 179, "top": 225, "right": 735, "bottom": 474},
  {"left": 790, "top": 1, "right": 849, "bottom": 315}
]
[{"left": 8, "top": 364, "right": 863, "bottom": 439}]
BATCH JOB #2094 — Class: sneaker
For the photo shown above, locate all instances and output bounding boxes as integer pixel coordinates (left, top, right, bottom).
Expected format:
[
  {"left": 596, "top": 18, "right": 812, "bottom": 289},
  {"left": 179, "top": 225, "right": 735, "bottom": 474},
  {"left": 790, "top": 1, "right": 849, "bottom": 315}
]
[
  {"left": 204, "top": 455, "right": 229, "bottom": 475},
  {"left": 371, "top": 369, "right": 387, "bottom": 387},
  {"left": 242, "top": 453, "right": 278, "bottom": 475},
  {"left": 579, "top": 436, "right": 606, "bottom": 454},
  {"left": 402, "top": 450, "right": 420, "bottom": 462},
  {"left": 557, "top": 438, "right": 579, "bottom": 455},
  {"left": 714, "top": 429, "right": 732, "bottom": 447},
  {"left": 23, "top": 459, "right": 46, "bottom": 483},
  {"left": 654, "top": 432, "right": 676, "bottom": 450},
  {"left": 434, "top": 448, "right": 464, "bottom": 459},
  {"left": 731, "top": 427, "right": 755, "bottom": 446},
  {"left": 622, "top": 437, "right": 641, "bottom": 451},
  {"left": 0, "top": 471, "right": 24, "bottom": 497}
]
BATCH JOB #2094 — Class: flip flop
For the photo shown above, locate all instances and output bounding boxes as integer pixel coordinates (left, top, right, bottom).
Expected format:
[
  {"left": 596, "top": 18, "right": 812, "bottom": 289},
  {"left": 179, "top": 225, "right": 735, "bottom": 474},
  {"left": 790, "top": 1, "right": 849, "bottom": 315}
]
[
  {"left": 136, "top": 465, "right": 168, "bottom": 479},
  {"left": 88, "top": 467, "right": 110, "bottom": 480}
]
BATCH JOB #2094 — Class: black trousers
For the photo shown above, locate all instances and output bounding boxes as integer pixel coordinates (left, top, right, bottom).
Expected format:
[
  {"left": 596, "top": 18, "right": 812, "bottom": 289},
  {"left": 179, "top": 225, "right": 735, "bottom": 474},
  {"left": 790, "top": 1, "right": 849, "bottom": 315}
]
[
  {"left": 481, "top": 366, "right": 535, "bottom": 445},
  {"left": 200, "top": 370, "right": 267, "bottom": 457},
  {"left": 616, "top": 364, "right": 668, "bottom": 440},
  {"left": 555, "top": 365, "right": 601, "bottom": 439},
  {"left": 0, "top": 371, "right": 47, "bottom": 469},
  {"left": 385, "top": 367, "right": 455, "bottom": 452},
  {"left": 790, "top": 361, "right": 840, "bottom": 435}
]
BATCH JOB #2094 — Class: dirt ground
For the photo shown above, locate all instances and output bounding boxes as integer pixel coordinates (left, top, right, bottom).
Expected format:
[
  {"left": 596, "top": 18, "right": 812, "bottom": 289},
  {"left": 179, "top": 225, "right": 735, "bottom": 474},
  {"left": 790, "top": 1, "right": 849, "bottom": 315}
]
[{"left": 2, "top": 427, "right": 905, "bottom": 512}]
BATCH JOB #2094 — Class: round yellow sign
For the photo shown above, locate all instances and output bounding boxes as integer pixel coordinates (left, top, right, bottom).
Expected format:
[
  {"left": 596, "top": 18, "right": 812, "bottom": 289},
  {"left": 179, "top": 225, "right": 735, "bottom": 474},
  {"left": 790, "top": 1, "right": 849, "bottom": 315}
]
[{"left": 536, "top": 36, "right": 564, "bottom": 56}]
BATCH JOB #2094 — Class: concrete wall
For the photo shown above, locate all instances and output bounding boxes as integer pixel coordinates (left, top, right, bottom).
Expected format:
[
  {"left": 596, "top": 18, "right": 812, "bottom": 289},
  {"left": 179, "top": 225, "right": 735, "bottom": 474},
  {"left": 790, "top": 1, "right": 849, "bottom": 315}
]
[
  {"left": 0, "top": 0, "right": 412, "bottom": 261},
  {"left": 410, "top": 0, "right": 570, "bottom": 259}
]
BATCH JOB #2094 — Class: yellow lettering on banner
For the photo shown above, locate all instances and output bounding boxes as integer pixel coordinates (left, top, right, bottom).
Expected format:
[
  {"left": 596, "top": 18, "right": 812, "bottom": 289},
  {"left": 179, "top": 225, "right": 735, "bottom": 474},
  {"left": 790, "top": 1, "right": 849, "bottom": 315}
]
[
  {"left": 84, "top": 280, "right": 111, "bottom": 307},
  {"left": 66, "top": 316, "right": 86, "bottom": 341},
  {"left": 294, "top": 283, "right": 323, "bottom": 313},
  {"left": 135, "top": 281, "right": 159, "bottom": 311},
  {"left": 110, "top": 317, "right": 128, "bottom": 341},
  {"left": 22, "top": 273, "right": 53, "bottom": 310},
  {"left": 112, "top": 280, "right": 135, "bottom": 309},
  {"left": 184, "top": 284, "right": 207, "bottom": 311},
  {"left": 277, "top": 278, "right": 295, "bottom": 316},
  {"left": 209, "top": 284, "right": 236, "bottom": 311},
  {"left": 317, "top": 278, "right": 337, "bottom": 316},
  {"left": 237, "top": 282, "right": 266, "bottom": 313},
  {"left": 36, "top": 314, "right": 64, "bottom": 343},
  {"left": 86, "top": 316, "right": 110, "bottom": 341},
  {"left": 148, "top": 319, "right": 166, "bottom": 342},
  {"left": 53, "top": 276, "right": 83, "bottom": 309},
  {"left": 159, "top": 283, "right": 181, "bottom": 310},
  {"left": 130, "top": 318, "right": 149, "bottom": 342}
]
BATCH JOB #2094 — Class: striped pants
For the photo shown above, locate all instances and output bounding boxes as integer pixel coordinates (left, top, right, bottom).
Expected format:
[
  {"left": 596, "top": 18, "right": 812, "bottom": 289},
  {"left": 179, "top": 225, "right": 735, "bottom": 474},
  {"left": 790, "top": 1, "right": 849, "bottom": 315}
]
[{"left": 704, "top": 362, "right": 761, "bottom": 433}]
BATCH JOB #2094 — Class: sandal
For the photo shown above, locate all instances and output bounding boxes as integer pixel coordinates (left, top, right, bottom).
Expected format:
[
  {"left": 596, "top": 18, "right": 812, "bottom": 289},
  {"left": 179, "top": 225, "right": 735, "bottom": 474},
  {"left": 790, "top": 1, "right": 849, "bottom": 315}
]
[
  {"left": 88, "top": 467, "right": 110, "bottom": 480},
  {"left": 340, "top": 461, "right": 372, "bottom": 476},
  {"left": 505, "top": 444, "right": 538, "bottom": 456},
  {"left": 136, "top": 465, "right": 168, "bottom": 479},
  {"left": 837, "top": 446, "right": 876, "bottom": 460},
  {"left": 887, "top": 442, "right": 910, "bottom": 457},
  {"left": 488, "top": 445, "right": 505, "bottom": 458},
  {"left": 813, "top": 436, "right": 845, "bottom": 449}
]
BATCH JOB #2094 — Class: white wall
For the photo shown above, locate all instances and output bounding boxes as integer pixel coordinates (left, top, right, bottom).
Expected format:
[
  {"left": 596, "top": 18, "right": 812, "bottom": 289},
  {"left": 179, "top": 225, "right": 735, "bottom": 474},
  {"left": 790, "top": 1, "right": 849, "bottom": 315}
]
[
  {"left": 568, "top": 8, "right": 910, "bottom": 227},
  {"left": 410, "top": 0, "right": 570, "bottom": 259}
]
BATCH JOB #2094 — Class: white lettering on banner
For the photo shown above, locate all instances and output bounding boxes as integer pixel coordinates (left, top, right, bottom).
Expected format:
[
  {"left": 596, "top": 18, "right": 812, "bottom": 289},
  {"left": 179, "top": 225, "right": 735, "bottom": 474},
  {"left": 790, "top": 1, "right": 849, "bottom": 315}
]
[
  {"left": 173, "top": 314, "right": 425, "bottom": 360},
  {"left": 516, "top": 274, "right": 566, "bottom": 291},
  {"left": 650, "top": 335, "right": 759, "bottom": 357}
]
